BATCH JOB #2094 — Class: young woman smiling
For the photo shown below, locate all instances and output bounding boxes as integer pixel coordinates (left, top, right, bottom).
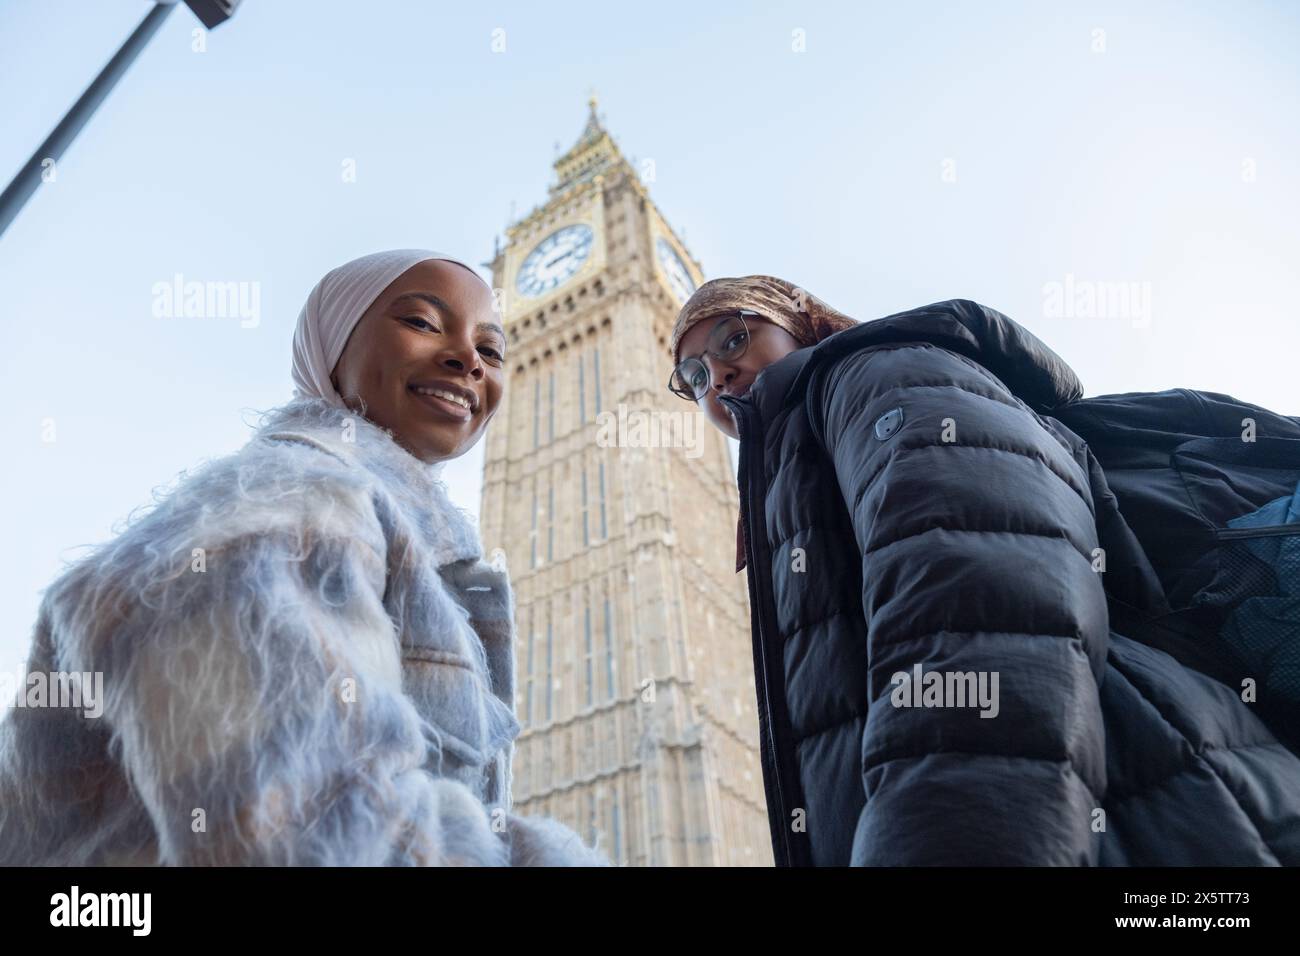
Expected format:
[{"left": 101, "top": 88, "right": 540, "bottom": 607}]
[{"left": 0, "top": 249, "right": 607, "bottom": 867}]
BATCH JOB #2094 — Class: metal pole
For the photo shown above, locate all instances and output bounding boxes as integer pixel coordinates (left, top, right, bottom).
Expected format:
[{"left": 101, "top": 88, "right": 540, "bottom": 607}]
[{"left": 0, "top": 1, "right": 177, "bottom": 239}]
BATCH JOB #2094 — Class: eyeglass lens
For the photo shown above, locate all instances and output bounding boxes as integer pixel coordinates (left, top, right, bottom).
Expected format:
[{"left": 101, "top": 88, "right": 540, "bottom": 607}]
[{"left": 673, "top": 315, "right": 749, "bottom": 398}]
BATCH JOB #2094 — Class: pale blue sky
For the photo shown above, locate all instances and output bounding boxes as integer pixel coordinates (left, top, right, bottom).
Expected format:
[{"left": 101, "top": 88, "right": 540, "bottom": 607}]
[{"left": 2, "top": 0, "right": 1298, "bottom": 701}]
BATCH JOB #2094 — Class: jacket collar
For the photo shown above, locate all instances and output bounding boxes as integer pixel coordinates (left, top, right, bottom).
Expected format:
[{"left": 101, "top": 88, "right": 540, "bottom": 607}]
[
  {"left": 743, "top": 298, "right": 1084, "bottom": 418},
  {"left": 254, "top": 398, "right": 484, "bottom": 568},
  {"left": 735, "top": 346, "right": 817, "bottom": 424}
]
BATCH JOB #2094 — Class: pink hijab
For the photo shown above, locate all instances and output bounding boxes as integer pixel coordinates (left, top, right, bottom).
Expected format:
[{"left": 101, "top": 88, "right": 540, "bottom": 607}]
[{"left": 291, "top": 248, "right": 491, "bottom": 407}]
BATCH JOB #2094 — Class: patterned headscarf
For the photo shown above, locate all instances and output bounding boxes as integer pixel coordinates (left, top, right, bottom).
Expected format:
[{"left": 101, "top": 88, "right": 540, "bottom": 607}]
[
  {"left": 670, "top": 274, "right": 857, "bottom": 369},
  {"left": 671, "top": 275, "right": 858, "bottom": 572}
]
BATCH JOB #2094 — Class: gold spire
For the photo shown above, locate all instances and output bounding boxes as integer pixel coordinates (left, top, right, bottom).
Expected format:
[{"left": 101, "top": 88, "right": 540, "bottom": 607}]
[{"left": 551, "top": 97, "right": 619, "bottom": 194}]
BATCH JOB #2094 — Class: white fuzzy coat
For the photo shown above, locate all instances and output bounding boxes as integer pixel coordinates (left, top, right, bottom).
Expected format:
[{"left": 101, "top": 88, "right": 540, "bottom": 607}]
[{"left": 0, "top": 399, "right": 607, "bottom": 866}]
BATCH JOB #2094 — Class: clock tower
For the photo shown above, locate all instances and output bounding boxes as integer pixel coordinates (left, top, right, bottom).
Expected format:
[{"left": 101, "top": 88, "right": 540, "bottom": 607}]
[{"left": 479, "top": 100, "right": 772, "bottom": 865}]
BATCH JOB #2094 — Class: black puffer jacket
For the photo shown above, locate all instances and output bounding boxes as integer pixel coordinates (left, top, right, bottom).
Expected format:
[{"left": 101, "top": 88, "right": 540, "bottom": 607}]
[{"left": 718, "top": 299, "right": 1300, "bottom": 866}]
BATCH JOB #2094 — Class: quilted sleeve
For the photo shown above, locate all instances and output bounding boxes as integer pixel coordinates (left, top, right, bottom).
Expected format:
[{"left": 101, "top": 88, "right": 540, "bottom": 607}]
[{"left": 813, "top": 338, "right": 1109, "bottom": 865}]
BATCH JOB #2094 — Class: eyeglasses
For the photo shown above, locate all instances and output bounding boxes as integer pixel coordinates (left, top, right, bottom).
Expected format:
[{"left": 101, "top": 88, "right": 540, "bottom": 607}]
[{"left": 668, "top": 310, "right": 757, "bottom": 402}]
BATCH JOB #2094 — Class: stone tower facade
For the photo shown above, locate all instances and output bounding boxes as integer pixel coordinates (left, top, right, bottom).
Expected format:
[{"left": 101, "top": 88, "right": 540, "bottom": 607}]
[{"left": 479, "top": 101, "right": 772, "bottom": 866}]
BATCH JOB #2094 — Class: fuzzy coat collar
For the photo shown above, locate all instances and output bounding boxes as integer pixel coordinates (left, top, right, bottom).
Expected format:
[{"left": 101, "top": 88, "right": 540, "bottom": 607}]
[{"left": 254, "top": 398, "right": 486, "bottom": 569}]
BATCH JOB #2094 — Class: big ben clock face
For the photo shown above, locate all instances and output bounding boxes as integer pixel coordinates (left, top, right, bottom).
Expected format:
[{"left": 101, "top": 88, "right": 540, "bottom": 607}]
[
  {"left": 516, "top": 224, "right": 594, "bottom": 297},
  {"left": 656, "top": 237, "right": 696, "bottom": 303}
]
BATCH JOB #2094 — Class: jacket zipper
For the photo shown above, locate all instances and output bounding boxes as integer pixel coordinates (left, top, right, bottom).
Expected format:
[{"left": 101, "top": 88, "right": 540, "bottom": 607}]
[
  {"left": 722, "top": 394, "right": 796, "bottom": 867},
  {"left": 1215, "top": 522, "right": 1300, "bottom": 541}
]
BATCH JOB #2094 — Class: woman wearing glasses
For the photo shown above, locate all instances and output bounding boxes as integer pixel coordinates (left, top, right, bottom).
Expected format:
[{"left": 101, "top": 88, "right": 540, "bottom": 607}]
[{"left": 669, "top": 275, "right": 1300, "bottom": 866}]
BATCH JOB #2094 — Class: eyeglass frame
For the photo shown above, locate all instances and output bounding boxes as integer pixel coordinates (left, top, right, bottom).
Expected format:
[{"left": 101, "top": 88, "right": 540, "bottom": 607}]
[{"left": 667, "top": 309, "right": 761, "bottom": 402}]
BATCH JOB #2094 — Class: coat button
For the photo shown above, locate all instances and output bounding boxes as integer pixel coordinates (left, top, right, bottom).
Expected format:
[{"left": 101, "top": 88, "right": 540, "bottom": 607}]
[{"left": 874, "top": 407, "right": 903, "bottom": 440}]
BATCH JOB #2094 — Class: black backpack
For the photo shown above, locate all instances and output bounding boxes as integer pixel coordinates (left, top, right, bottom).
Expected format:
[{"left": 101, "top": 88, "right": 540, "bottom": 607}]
[{"left": 1054, "top": 388, "right": 1300, "bottom": 752}]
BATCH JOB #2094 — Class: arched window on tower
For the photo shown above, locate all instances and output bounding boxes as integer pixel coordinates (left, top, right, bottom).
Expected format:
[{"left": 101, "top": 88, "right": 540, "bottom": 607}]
[
  {"left": 598, "top": 460, "right": 608, "bottom": 539},
  {"left": 577, "top": 350, "right": 586, "bottom": 424},
  {"left": 532, "top": 376, "right": 540, "bottom": 449},
  {"left": 583, "top": 595, "right": 594, "bottom": 709},
  {"left": 525, "top": 605, "right": 536, "bottom": 727},
  {"left": 610, "top": 784, "right": 622, "bottom": 864},
  {"left": 545, "top": 608, "right": 554, "bottom": 723},
  {"left": 581, "top": 463, "right": 590, "bottom": 546},
  {"left": 603, "top": 588, "right": 616, "bottom": 701},
  {"left": 530, "top": 476, "right": 539, "bottom": 568}
]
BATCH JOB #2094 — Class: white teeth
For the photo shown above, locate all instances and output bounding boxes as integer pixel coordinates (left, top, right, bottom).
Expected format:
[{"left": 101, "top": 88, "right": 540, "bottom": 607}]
[{"left": 413, "top": 386, "right": 470, "bottom": 410}]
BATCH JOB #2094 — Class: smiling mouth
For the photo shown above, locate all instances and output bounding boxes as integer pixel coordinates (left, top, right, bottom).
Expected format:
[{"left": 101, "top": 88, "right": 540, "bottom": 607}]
[{"left": 408, "top": 384, "right": 474, "bottom": 420}]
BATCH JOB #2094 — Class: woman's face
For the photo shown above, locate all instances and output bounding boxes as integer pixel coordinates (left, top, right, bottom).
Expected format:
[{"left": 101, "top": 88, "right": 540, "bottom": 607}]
[
  {"left": 676, "top": 313, "right": 802, "bottom": 440},
  {"left": 331, "top": 259, "right": 506, "bottom": 463}
]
